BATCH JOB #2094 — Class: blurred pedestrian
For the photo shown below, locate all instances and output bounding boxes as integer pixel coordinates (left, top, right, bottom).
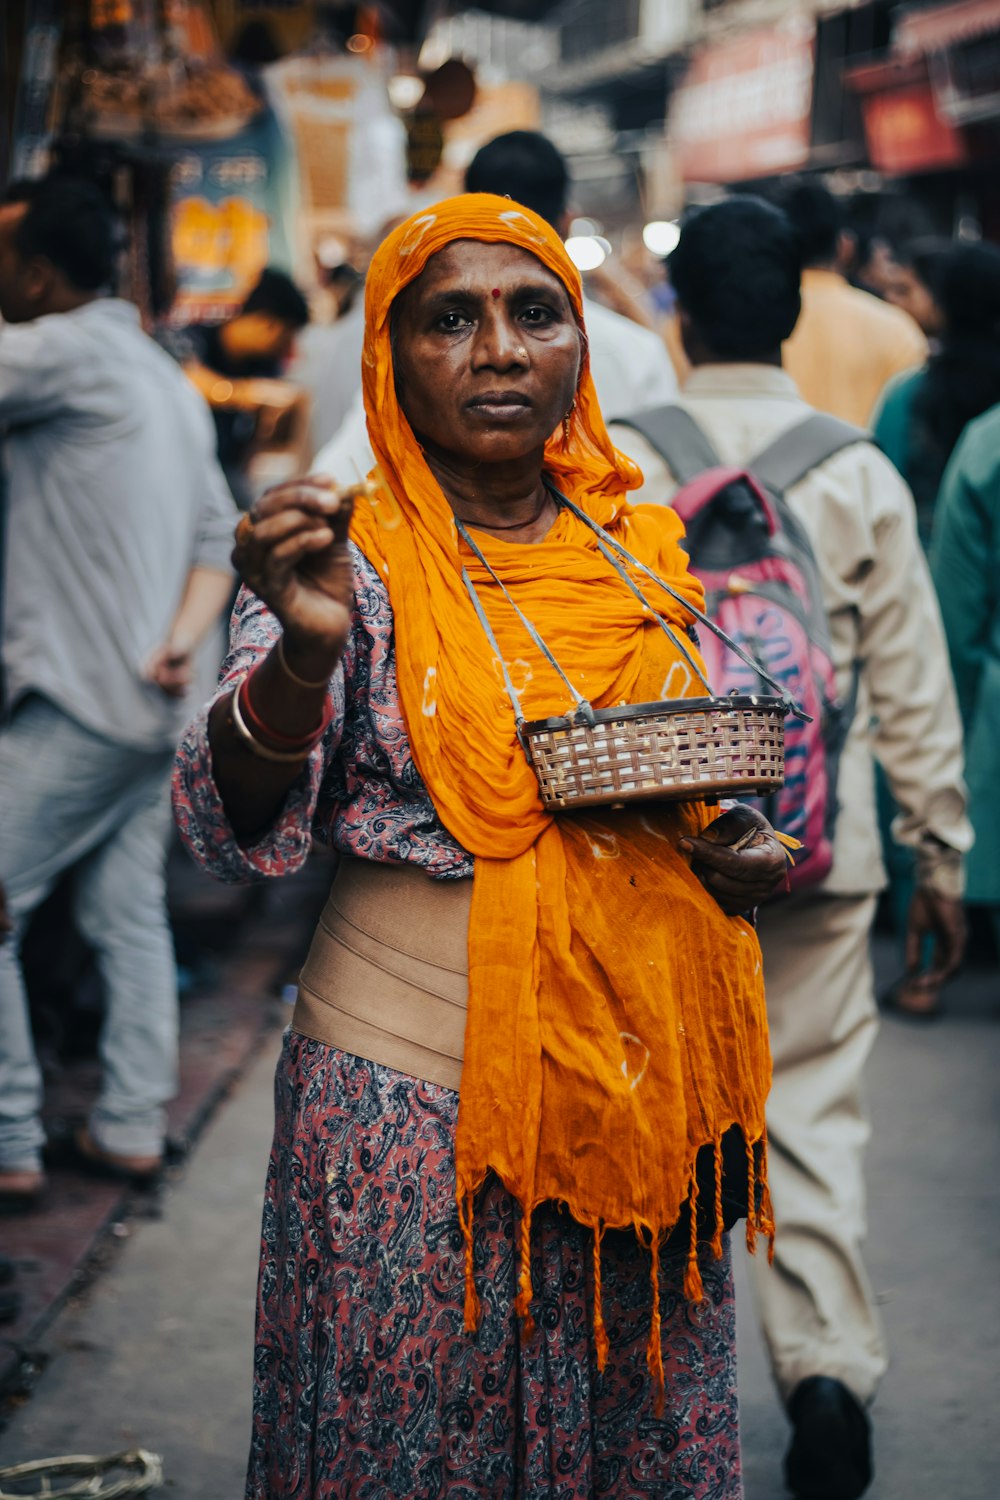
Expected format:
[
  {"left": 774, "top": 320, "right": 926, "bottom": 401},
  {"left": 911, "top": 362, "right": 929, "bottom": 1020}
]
[
  {"left": 931, "top": 404, "right": 1000, "bottom": 964},
  {"left": 780, "top": 181, "right": 927, "bottom": 426},
  {"left": 871, "top": 241, "right": 1000, "bottom": 1007},
  {"left": 0, "top": 174, "right": 235, "bottom": 1209},
  {"left": 312, "top": 129, "right": 679, "bottom": 486},
  {"left": 175, "top": 193, "right": 787, "bottom": 1499},
  {"left": 177, "top": 267, "right": 310, "bottom": 508},
  {"left": 291, "top": 240, "right": 365, "bottom": 458},
  {"left": 847, "top": 227, "right": 899, "bottom": 300},
  {"left": 608, "top": 197, "right": 971, "bottom": 1500},
  {"left": 881, "top": 236, "right": 950, "bottom": 342},
  {"left": 875, "top": 240, "right": 1000, "bottom": 545}
]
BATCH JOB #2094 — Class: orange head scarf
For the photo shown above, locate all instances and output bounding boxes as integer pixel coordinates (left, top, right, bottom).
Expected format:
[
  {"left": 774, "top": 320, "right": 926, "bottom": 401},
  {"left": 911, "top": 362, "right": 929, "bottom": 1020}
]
[{"left": 348, "top": 194, "right": 772, "bottom": 1384}]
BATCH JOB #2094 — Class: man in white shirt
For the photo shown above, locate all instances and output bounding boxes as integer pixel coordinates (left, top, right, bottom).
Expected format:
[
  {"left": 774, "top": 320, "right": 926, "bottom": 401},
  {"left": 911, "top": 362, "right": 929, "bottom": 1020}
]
[
  {"left": 609, "top": 198, "right": 970, "bottom": 1500},
  {"left": 0, "top": 176, "right": 236, "bottom": 1207},
  {"left": 312, "top": 129, "right": 678, "bottom": 484}
]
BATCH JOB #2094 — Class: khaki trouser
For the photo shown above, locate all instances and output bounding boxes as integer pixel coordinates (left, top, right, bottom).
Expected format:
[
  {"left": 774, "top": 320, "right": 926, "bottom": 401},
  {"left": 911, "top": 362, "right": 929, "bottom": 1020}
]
[{"left": 751, "top": 891, "right": 888, "bottom": 1408}]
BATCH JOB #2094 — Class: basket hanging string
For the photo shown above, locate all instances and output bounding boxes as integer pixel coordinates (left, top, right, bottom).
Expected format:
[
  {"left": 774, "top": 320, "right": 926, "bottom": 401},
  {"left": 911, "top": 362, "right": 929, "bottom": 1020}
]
[
  {"left": 553, "top": 490, "right": 813, "bottom": 723},
  {"left": 458, "top": 519, "right": 596, "bottom": 729}
]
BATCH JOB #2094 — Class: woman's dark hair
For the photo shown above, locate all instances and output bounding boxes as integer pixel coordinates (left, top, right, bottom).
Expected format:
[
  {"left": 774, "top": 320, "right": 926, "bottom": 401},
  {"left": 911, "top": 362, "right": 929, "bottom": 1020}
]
[
  {"left": 910, "top": 240, "right": 1000, "bottom": 513},
  {"left": 464, "top": 131, "right": 569, "bottom": 231},
  {"left": 4, "top": 174, "right": 118, "bottom": 291},
  {"left": 669, "top": 197, "right": 803, "bottom": 360},
  {"left": 895, "top": 236, "right": 951, "bottom": 304},
  {"left": 242, "top": 267, "right": 310, "bottom": 328}
]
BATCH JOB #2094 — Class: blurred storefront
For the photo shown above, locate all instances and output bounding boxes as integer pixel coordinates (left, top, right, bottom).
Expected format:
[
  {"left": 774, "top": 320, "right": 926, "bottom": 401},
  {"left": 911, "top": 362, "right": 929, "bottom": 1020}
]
[
  {"left": 668, "top": 20, "right": 815, "bottom": 186},
  {"left": 663, "top": 0, "right": 1000, "bottom": 237},
  {"left": 846, "top": 0, "right": 1000, "bottom": 238},
  {"left": 3, "top": 2, "right": 422, "bottom": 323},
  {"left": 4, "top": 0, "right": 998, "bottom": 288}
]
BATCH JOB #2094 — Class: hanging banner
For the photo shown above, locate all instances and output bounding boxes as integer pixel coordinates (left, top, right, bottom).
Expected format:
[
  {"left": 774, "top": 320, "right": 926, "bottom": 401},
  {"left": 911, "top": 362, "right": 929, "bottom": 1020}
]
[{"left": 168, "top": 103, "right": 298, "bottom": 325}]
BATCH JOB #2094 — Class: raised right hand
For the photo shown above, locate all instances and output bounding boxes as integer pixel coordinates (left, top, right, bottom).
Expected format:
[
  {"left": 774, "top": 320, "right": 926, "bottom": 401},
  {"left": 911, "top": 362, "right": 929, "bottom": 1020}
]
[{"left": 233, "top": 478, "right": 359, "bottom": 668}]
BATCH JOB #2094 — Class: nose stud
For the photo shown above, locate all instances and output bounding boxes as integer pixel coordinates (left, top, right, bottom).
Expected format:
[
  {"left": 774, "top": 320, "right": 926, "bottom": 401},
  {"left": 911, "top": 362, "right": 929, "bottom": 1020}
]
[{"left": 515, "top": 346, "right": 528, "bottom": 360}]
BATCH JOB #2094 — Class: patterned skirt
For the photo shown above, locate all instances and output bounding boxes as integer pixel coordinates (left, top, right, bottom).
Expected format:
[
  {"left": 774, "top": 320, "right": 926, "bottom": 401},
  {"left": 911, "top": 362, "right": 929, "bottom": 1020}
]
[{"left": 246, "top": 1032, "right": 743, "bottom": 1500}]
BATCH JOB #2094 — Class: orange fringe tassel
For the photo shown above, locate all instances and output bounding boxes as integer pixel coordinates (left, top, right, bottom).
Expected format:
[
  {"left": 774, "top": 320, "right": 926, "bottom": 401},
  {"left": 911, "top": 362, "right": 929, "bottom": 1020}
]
[
  {"left": 744, "top": 1137, "right": 758, "bottom": 1254},
  {"left": 458, "top": 1191, "right": 480, "bottom": 1332},
  {"left": 711, "top": 1138, "right": 725, "bottom": 1260},
  {"left": 646, "top": 1232, "right": 665, "bottom": 1414},
  {"left": 514, "top": 1205, "right": 536, "bottom": 1337},
  {"left": 593, "top": 1226, "right": 610, "bottom": 1372},
  {"left": 460, "top": 1132, "right": 772, "bottom": 1383},
  {"left": 683, "top": 1170, "right": 704, "bottom": 1303}
]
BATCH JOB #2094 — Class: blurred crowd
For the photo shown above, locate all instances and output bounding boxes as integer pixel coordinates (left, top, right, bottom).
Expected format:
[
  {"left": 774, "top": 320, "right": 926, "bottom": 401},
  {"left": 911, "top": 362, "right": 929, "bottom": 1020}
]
[{"left": 0, "top": 129, "right": 998, "bottom": 1498}]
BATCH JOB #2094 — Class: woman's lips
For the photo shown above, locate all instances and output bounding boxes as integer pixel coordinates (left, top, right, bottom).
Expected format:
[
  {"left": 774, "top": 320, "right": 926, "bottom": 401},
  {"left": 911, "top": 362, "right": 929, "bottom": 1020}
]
[{"left": 465, "top": 393, "right": 532, "bottom": 421}]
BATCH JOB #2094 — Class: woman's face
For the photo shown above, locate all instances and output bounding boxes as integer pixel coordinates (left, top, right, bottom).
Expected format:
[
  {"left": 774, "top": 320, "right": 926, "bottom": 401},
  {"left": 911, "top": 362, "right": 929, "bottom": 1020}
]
[
  {"left": 885, "top": 264, "right": 945, "bottom": 338},
  {"left": 390, "top": 240, "right": 582, "bottom": 467}
]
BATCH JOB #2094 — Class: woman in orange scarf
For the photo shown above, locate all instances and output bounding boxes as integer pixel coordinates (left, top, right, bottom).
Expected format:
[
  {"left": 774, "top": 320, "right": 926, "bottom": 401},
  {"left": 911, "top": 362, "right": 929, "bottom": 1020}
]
[{"left": 173, "top": 194, "right": 786, "bottom": 1499}]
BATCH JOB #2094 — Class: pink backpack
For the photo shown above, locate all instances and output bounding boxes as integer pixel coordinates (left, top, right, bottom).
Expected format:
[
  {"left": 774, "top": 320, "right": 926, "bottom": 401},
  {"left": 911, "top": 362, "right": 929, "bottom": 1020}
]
[{"left": 617, "top": 406, "right": 864, "bottom": 890}]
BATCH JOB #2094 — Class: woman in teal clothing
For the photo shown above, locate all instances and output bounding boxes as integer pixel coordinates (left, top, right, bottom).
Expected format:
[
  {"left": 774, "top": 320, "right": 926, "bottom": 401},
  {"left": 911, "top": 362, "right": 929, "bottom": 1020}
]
[
  {"left": 873, "top": 243, "right": 1000, "bottom": 1006},
  {"left": 931, "top": 404, "right": 1000, "bottom": 957},
  {"left": 874, "top": 240, "right": 1000, "bottom": 547}
]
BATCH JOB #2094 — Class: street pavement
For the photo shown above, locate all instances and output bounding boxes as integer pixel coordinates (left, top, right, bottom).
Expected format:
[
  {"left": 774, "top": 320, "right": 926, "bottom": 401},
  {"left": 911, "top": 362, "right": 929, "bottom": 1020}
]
[{"left": 0, "top": 933, "right": 996, "bottom": 1499}]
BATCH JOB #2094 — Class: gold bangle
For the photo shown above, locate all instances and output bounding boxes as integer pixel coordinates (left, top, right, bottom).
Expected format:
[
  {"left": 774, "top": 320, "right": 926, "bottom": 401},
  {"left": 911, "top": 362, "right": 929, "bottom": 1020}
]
[
  {"left": 230, "top": 685, "right": 313, "bottom": 764},
  {"left": 276, "top": 634, "right": 333, "bottom": 690}
]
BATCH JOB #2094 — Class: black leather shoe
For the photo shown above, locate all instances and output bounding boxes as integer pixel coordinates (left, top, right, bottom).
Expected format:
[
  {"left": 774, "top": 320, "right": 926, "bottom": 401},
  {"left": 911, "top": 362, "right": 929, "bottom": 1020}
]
[{"left": 785, "top": 1376, "right": 873, "bottom": 1500}]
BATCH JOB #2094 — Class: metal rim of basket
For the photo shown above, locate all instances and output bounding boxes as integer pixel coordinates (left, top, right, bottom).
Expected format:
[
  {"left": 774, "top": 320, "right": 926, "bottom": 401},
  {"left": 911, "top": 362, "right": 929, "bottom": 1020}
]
[{"left": 519, "top": 692, "right": 791, "bottom": 739}]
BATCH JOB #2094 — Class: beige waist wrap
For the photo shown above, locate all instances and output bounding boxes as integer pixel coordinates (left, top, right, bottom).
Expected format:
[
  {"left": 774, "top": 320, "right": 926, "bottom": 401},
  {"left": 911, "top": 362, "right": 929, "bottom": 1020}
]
[{"left": 291, "top": 856, "right": 472, "bottom": 1091}]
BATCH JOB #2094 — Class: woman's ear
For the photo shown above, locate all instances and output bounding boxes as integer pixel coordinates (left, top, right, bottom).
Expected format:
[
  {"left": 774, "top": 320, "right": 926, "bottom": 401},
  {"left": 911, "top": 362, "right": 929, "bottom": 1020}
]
[{"left": 575, "top": 327, "right": 588, "bottom": 390}]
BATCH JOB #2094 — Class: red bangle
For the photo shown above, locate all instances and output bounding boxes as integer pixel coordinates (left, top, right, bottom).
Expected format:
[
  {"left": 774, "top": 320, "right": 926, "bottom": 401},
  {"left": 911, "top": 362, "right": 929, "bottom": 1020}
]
[{"left": 237, "top": 669, "right": 333, "bottom": 752}]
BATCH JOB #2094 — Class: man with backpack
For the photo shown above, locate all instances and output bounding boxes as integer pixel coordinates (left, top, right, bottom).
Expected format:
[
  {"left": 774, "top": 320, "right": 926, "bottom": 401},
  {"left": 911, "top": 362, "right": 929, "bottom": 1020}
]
[{"left": 609, "top": 197, "right": 971, "bottom": 1500}]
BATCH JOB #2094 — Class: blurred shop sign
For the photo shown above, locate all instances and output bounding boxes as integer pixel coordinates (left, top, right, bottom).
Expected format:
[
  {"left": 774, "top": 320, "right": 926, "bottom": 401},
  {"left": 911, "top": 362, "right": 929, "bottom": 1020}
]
[
  {"left": 895, "top": 0, "right": 1000, "bottom": 59},
  {"left": 846, "top": 58, "right": 969, "bottom": 174},
  {"left": 894, "top": 0, "right": 1000, "bottom": 126},
  {"left": 669, "top": 25, "right": 814, "bottom": 183},
  {"left": 932, "top": 31, "right": 1000, "bottom": 124}
]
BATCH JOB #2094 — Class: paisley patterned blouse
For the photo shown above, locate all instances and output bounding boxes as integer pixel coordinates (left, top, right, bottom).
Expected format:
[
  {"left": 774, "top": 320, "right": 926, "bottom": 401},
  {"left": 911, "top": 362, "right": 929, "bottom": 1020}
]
[{"left": 172, "top": 544, "right": 473, "bottom": 883}]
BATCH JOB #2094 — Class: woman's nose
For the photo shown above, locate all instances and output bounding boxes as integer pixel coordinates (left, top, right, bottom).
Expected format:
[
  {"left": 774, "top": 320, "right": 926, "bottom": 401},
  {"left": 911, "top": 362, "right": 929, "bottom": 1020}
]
[{"left": 473, "top": 309, "right": 528, "bottom": 369}]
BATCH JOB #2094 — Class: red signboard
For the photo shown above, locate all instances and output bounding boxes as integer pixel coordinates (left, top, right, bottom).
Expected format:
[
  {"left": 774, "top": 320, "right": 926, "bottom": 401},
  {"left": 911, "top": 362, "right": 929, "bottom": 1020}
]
[
  {"left": 670, "top": 27, "right": 815, "bottom": 183},
  {"left": 861, "top": 79, "right": 968, "bottom": 172},
  {"left": 847, "top": 57, "right": 970, "bottom": 175}
]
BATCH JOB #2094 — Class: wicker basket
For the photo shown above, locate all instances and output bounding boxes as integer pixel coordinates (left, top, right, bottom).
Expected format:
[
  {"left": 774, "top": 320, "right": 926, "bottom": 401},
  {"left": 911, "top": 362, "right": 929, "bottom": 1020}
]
[
  {"left": 456, "top": 496, "right": 800, "bottom": 814},
  {"left": 520, "top": 695, "right": 788, "bottom": 812}
]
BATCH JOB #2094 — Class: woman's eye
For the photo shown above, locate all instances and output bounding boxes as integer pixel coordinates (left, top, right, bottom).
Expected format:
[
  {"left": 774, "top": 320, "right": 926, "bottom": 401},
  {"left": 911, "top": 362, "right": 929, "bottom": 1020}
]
[
  {"left": 520, "top": 304, "right": 556, "bottom": 326},
  {"left": 436, "top": 310, "right": 471, "bottom": 332}
]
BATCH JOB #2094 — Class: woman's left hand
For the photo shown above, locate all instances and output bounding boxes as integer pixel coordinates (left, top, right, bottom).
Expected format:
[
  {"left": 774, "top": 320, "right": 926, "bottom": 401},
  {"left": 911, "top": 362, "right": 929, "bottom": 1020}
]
[{"left": 679, "top": 804, "right": 787, "bottom": 915}]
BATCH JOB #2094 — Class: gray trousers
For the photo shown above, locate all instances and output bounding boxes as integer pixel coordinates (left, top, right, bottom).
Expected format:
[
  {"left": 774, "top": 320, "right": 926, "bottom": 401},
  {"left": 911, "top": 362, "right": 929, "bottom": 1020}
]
[
  {"left": 0, "top": 696, "right": 177, "bottom": 1170},
  {"left": 752, "top": 891, "right": 888, "bottom": 1408}
]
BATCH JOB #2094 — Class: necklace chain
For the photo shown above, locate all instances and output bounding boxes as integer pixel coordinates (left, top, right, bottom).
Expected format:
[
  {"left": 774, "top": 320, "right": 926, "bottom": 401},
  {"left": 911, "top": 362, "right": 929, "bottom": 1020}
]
[{"left": 453, "top": 489, "right": 551, "bottom": 533}]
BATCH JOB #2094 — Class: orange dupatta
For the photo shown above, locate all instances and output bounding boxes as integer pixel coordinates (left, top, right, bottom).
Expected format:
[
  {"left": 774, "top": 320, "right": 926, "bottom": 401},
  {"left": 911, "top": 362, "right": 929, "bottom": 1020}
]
[{"left": 348, "top": 195, "right": 772, "bottom": 1380}]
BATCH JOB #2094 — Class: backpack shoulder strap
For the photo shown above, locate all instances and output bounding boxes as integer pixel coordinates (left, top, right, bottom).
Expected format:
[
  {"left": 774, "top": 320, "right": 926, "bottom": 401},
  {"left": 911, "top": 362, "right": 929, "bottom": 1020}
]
[
  {"left": 749, "top": 412, "right": 868, "bottom": 495},
  {"left": 614, "top": 405, "right": 723, "bottom": 486}
]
